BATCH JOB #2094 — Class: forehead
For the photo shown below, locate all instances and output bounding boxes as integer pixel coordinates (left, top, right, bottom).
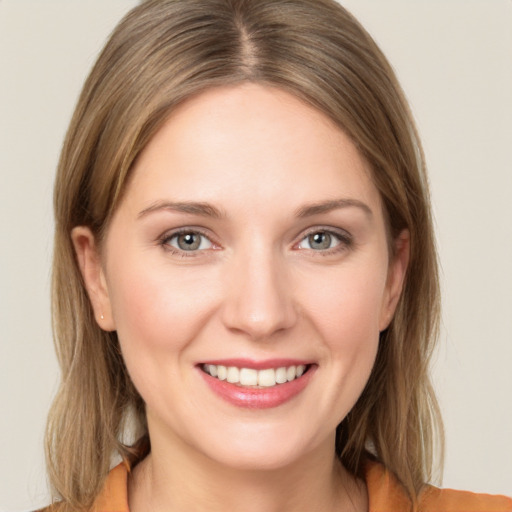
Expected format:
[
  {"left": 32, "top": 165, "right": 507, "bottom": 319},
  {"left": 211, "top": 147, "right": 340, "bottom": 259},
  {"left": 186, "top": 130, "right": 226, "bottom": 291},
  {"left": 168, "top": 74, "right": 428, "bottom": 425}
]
[{"left": 122, "top": 83, "right": 382, "bottom": 219}]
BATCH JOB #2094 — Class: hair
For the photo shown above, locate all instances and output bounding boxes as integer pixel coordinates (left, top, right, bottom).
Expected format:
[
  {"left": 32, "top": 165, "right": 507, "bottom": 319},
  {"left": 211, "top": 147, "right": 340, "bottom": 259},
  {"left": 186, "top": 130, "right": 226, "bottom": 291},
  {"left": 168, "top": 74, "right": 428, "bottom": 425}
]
[{"left": 46, "top": 0, "right": 443, "bottom": 510}]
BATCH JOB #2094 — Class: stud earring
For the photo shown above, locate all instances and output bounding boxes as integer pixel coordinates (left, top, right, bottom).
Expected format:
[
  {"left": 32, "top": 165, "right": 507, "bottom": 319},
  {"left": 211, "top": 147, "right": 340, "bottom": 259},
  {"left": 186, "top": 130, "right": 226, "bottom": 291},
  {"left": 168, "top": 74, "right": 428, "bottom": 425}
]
[{"left": 100, "top": 314, "right": 104, "bottom": 320}]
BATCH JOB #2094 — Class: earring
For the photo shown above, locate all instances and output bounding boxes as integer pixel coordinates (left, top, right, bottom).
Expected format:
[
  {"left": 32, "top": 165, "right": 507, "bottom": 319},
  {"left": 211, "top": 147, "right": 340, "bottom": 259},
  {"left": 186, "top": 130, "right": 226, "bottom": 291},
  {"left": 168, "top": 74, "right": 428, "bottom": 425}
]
[{"left": 100, "top": 314, "right": 104, "bottom": 320}]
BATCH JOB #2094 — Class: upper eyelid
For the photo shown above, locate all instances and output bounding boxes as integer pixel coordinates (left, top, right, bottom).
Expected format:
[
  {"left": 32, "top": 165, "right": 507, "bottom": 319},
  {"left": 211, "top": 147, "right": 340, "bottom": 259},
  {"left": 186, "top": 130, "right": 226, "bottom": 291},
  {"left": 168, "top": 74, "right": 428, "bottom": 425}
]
[
  {"left": 292, "top": 227, "right": 354, "bottom": 255},
  {"left": 160, "top": 227, "right": 214, "bottom": 241},
  {"left": 157, "top": 225, "right": 353, "bottom": 249},
  {"left": 158, "top": 229, "right": 218, "bottom": 258},
  {"left": 158, "top": 227, "right": 219, "bottom": 251},
  {"left": 297, "top": 225, "right": 352, "bottom": 241}
]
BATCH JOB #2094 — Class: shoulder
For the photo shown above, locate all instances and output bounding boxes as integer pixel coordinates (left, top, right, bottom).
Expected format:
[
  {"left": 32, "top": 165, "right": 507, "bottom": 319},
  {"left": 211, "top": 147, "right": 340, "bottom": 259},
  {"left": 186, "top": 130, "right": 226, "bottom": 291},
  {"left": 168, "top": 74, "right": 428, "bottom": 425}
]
[
  {"left": 418, "top": 486, "right": 512, "bottom": 512},
  {"left": 34, "top": 463, "right": 130, "bottom": 512},
  {"left": 365, "top": 461, "right": 512, "bottom": 512}
]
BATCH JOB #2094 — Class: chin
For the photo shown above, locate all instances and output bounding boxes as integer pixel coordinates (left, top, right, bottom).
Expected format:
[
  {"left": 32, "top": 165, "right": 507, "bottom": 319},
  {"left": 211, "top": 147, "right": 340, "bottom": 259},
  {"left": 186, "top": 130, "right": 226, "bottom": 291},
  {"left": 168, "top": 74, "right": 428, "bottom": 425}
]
[
  {"left": 195, "top": 423, "right": 326, "bottom": 472},
  {"left": 207, "top": 444, "right": 305, "bottom": 472}
]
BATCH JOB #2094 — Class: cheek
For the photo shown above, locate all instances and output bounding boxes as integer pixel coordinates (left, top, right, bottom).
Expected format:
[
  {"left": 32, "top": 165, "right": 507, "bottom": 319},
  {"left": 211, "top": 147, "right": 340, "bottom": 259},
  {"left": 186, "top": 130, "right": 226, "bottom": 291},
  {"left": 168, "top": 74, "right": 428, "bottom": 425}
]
[
  {"left": 304, "top": 261, "right": 387, "bottom": 343},
  {"left": 301, "top": 262, "right": 386, "bottom": 404},
  {"left": 106, "top": 256, "right": 221, "bottom": 371}
]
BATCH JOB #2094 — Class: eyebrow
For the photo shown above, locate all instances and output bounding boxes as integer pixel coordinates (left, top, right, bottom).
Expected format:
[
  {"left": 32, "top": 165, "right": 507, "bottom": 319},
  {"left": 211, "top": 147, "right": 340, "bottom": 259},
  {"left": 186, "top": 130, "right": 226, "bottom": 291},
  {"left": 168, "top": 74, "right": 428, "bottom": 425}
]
[
  {"left": 295, "top": 198, "right": 373, "bottom": 218},
  {"left": 138, "top": 198, "right": 372, "bottom": 220},
  {"left": 138, "top": 201, "right": 226, "bottom": 219}
]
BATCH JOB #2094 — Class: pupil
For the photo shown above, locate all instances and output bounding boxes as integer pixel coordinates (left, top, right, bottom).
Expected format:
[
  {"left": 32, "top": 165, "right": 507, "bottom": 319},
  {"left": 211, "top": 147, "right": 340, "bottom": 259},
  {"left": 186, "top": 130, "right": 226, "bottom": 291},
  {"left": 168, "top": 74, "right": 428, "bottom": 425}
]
[
  {"left": 178, "top": 233, "right": 200, "bottom": 250},
  {"left": 310, "top": 232, "right": 331, "bottom": 250}
]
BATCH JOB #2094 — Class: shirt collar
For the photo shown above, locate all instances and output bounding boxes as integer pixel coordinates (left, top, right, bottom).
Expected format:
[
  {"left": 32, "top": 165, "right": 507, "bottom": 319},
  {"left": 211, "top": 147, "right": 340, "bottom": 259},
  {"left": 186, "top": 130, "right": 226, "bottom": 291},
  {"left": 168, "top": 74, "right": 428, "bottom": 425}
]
[{"left": 91, "top": 459, "right": 409, "bottom": 512}]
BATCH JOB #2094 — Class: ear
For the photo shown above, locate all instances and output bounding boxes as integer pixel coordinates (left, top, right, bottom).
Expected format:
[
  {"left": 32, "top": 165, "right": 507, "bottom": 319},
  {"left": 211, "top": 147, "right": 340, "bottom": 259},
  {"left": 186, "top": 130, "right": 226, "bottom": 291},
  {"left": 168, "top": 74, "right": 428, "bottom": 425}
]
[
  {"left": 379, "top": 229, "right": 410, "bottom": 331},
  {"left": 71, "top": 226, "right": 116, "bottom": 331}
]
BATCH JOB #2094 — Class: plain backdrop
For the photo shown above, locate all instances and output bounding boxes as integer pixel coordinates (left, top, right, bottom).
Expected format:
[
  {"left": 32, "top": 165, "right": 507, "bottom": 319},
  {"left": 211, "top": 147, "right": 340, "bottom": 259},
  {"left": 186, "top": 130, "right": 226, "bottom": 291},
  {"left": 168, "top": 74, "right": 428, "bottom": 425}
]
[{"left": 1, "top": 1, "right": 511, "bottom": 510}]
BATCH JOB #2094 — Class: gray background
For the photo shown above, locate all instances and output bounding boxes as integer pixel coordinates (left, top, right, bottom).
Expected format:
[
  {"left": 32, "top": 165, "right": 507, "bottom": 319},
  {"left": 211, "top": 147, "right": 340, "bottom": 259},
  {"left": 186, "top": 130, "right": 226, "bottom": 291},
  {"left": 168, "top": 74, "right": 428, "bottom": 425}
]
[{"left": 1, "top": 1, "right": 511, "bottom": 510}]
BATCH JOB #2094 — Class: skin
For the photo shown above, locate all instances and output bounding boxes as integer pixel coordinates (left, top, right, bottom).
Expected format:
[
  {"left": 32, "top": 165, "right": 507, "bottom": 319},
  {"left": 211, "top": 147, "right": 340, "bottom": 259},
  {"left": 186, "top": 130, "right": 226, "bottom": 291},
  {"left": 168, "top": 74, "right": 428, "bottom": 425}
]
[{"left": 73, "top": 84, "right": 409, "bottom": 512}]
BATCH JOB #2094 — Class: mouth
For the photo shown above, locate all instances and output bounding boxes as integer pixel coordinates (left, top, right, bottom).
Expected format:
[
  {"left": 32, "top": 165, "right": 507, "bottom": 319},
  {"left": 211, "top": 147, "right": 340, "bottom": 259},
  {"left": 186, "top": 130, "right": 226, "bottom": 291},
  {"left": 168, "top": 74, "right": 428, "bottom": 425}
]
[
  {"left": 201, "top": 363, "right": 309, "bottom": 388},
  {"left": 198, "top": 360, "right": 316, "bottom": 409}
]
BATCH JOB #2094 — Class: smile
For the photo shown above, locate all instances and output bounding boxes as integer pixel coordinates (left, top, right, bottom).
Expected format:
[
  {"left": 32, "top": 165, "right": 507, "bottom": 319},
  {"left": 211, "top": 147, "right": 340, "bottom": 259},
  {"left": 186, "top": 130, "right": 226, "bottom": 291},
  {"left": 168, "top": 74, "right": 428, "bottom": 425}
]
[
  {"left": 199, "top": 361, "right": 316, "bottom": 409},
  {"left": 202, "top": 364, "right": 308, "bottom": 388}
]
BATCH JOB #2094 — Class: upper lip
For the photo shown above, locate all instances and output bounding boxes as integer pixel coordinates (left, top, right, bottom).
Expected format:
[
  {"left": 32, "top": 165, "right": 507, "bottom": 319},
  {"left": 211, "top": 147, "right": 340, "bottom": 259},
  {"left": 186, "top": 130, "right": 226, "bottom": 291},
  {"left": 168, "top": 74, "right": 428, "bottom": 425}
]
[{"left": 198, "top": 358, "right": 314, "bottom": 370}]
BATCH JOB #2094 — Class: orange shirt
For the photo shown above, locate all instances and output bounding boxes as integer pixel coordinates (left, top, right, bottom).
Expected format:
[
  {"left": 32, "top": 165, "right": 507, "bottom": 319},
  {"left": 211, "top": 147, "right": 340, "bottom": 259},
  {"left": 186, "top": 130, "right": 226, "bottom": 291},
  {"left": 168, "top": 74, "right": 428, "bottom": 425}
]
[{"left": 90, "top": 461, "right": 512, "bottom": 512}]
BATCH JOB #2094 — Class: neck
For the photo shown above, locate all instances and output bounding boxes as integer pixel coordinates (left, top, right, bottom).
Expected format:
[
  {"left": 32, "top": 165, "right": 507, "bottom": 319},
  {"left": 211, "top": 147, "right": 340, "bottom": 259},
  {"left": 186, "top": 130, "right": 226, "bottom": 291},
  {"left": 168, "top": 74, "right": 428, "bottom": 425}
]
[{"left": 128, "top": 429, "right": 367, "bottom": 512}]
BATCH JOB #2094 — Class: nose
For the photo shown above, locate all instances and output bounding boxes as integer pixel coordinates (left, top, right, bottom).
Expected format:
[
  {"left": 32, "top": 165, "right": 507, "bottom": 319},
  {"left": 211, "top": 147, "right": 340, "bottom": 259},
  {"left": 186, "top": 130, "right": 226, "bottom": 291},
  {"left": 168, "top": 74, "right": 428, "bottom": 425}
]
[{"left": 220, "top": 248, "right": 298, "bottom": 341}]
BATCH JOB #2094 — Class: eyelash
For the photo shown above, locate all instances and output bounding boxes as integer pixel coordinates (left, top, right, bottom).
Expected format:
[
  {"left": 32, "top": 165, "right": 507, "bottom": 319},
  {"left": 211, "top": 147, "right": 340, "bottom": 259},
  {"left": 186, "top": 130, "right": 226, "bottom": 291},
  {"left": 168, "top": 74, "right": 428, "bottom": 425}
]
[
  {"left": 158, "top": 228, "right": 216, "bottom": 258},
  {"left": 158, "top": 226, "right": 353, "bottom": 257},
  {"left": 296, "top": 227, "right": 353, "bottom": 256}
]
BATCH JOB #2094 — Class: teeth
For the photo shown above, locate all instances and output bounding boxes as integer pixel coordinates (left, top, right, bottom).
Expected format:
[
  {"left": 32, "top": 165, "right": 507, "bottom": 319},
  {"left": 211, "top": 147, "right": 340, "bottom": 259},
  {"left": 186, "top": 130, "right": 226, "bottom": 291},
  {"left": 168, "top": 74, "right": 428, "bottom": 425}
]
[
  {"left": 217, "top": 365, "right": 227, "bottom": 380},
  {"left": 275, "top": 367, "right": 287, "bottom": 384},
  {"left": 258, "top": 368, "right": 276, "bottom": 387},
  {"left": 239, "top": 368, "right": 258, "bottom": 386},
  {"left": 226, "top": 366, "right": 239, "bottom": 383},
  {"left": 203, "top": 364, "right": 309, "bottom": 388}
]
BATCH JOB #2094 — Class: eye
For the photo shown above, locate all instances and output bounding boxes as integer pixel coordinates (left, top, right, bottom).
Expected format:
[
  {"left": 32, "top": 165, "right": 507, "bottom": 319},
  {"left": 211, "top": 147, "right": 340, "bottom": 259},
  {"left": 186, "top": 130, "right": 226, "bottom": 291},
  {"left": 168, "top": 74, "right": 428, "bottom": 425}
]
[
  {"left": 165, "top": 231, "right": 213, "bottom": 252},
  {"left": 297, "top": 230, "right": 346, "bottom": 251}
]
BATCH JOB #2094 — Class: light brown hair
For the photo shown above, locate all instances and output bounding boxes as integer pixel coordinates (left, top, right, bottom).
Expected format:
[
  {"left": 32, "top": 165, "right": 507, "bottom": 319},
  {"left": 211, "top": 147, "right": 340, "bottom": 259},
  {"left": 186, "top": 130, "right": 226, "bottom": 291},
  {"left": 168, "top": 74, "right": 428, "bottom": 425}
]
[{"left": 47, "top": 0, "right": 443, "bottom": 509}]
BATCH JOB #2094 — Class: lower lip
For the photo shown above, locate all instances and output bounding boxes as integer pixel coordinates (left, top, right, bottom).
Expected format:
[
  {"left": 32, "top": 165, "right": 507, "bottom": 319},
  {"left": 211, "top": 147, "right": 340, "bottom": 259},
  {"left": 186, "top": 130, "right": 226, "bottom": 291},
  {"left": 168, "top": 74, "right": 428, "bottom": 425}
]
[{"left": 198, "top": 366, "right": 316, "bottom": 409}]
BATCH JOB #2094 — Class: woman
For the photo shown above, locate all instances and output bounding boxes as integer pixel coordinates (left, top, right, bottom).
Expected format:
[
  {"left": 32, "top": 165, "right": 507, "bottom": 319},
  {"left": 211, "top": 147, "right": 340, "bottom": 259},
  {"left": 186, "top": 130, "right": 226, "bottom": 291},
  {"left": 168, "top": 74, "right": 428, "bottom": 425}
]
[{"left": 43, "top": 1, "right": 511, "bottom": 511}]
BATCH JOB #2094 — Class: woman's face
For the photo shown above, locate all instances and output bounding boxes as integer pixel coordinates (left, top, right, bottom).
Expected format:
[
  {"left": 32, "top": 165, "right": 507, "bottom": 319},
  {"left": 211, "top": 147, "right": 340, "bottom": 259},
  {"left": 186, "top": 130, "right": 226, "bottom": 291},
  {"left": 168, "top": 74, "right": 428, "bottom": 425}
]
[{"left": 75, "top": 84, "right": 407, "bottom": 470}]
